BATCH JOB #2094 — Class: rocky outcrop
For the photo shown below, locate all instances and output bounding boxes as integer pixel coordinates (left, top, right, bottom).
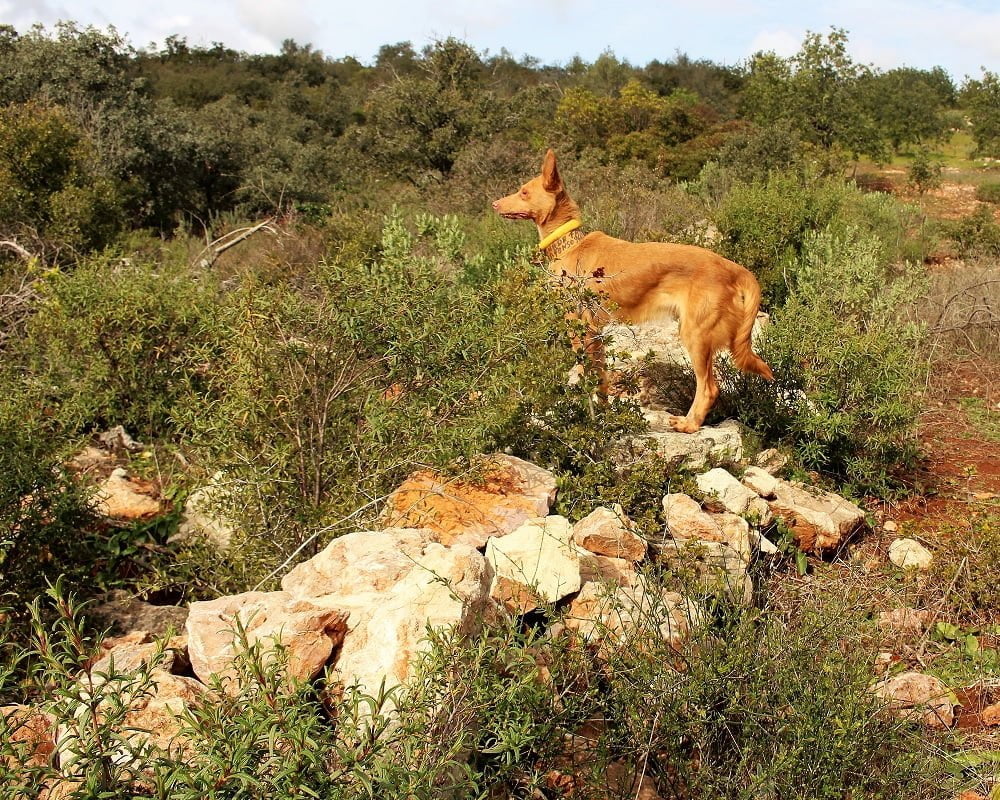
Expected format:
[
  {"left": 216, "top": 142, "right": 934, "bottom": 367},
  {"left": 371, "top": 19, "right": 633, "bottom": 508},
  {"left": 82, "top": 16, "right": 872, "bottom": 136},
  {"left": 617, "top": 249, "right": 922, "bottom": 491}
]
[
  {"left": 86, "top": 591, "right": 188, "bottom": 638},
  {"left": 381, "top": 455, "right": 557, "bottom": 548},
  {"left": 282, "top": 528, "right": 491, "bottom": 699},
  {"left": 89, "top": 631, "right": 188, "bottom": 677},
  {"left": 740, "top": 466, "right": 778, "bottom": 499},
  {"left": 565, "top": 580, "right": 699, "bottom": 660},
  {"left": 571, "top": 506, "right": 647, "bottom": 562},
  {"left": 486, "top": 516, "right": 580, "bottom": 613},
  {"left": 768, "top": 479, "right": 865, "bottom": 552},
  {"left": 173, "top": 476, "right": 238, "bottom": 551},
  {"left": 185, "top": 591, "right": 348, "bottom": 692}
]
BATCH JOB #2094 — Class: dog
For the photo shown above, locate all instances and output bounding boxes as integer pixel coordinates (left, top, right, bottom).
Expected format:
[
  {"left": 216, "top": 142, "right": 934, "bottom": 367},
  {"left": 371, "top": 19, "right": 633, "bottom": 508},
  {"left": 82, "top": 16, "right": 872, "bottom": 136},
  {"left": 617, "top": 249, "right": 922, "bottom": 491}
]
[{"left": 492, "top": 149, "right": 773, "bottom": 433}]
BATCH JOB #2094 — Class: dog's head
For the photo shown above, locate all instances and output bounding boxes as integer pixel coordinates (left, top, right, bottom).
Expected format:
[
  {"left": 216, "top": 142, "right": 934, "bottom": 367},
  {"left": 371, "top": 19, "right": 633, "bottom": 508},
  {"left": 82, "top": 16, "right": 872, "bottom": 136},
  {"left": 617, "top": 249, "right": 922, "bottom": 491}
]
[{"left": 492, "top": 149, "right": 564, "bottom": 224}]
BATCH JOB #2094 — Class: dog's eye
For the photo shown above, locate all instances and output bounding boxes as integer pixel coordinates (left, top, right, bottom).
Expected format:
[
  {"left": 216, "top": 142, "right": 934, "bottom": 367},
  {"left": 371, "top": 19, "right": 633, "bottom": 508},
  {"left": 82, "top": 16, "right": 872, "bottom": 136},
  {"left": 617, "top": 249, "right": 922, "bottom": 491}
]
[{"left": 520, "top": 189, "right": 528, "bottom": 197}]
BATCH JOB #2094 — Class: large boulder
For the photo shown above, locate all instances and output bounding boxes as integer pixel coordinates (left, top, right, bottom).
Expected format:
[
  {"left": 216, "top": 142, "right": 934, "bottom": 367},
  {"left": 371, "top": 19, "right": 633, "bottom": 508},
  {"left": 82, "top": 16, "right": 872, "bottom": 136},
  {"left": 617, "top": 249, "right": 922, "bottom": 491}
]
[
  {"left": 186, "top": 591, "right": 347, "bottom": 692},
  {"left": 89, "top": 631, "right": 188, "bottom": 677},
  {"left": 696, "top": 468, "right": 771, "bottom": 524},
  {"left": 485, "top": 516, "right": 581, "bottom": 614},
  {"left": 282, "top": 528, "right": 491, "bottom": 699},
  {"left": 768, "top": 480, "right": 865, "bottom": 552},
  {"left": 571, "top": 506, "right": 647, "bottom": 562},
  {"left": 381, "top": 455, "right": 557, "bottom": 548}
]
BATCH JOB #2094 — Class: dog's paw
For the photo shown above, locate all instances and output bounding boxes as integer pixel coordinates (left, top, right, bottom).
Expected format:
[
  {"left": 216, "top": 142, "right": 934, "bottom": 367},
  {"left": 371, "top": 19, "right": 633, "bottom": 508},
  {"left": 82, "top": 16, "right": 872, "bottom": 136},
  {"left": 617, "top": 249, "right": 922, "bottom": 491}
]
[{"left": 666, "top": 414, "right": 701, "bottom": 434}]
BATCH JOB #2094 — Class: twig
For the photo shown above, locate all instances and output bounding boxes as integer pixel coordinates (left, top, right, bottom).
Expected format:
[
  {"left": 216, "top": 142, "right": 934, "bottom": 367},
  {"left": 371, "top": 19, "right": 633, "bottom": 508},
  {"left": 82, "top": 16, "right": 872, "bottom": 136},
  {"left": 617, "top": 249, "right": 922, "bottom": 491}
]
[{"left": 0, "top": 239, "right": 35, "bottom": 261}]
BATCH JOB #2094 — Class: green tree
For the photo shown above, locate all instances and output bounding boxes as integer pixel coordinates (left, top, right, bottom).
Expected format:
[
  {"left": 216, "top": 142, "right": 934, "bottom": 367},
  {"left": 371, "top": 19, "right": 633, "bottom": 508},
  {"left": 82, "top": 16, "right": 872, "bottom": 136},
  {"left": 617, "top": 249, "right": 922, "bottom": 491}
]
[
  {"left": 864, "top": 67, "right": 952, "bottom": 151},
  {"left": 742, "top": 28, "right": 885, "bottom": 161},
  {"left": 962, "top": 70, "right": 1000, "bottom": 158}
]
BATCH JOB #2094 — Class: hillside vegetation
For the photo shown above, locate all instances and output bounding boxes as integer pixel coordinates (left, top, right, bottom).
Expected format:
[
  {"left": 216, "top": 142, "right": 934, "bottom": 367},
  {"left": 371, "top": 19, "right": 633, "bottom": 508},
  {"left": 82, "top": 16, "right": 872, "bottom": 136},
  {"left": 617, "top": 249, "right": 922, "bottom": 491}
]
[{"left": 1, "top": 22, "right": 999, "bottom": 800}]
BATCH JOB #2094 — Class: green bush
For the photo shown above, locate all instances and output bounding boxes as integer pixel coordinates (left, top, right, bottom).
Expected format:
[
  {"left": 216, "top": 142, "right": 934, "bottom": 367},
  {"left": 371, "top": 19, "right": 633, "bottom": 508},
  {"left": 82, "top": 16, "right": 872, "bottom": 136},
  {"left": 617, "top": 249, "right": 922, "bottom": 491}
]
[
  {"left": 10, "top": 251, "right": 221, "bottom": 439},
  {"left": 714, "top": 171, "right": 929, "bottom": 307},
  {"left": 946, "top": 205, "right": 1000, "bottom": 258},
  {"left": 908, "top": 149, "right": 943, "bottom": 194},
  {"left": 716, "top": 226, "right": 927, "bottom": 494},
  {"left": 974, "top": 181, "right": 1000, "bottom": 204}
]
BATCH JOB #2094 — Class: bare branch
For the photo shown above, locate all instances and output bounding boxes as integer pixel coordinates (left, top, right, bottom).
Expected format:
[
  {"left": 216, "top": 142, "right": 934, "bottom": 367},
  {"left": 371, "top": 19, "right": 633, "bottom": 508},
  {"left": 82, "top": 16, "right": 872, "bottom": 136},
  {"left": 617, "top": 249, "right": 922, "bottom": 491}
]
[
  {"left": 194, "top": 218, "right": 278, "bottom": 269},
  {"left": 0, "top": 239, "right": 35, "bottom": 261}
]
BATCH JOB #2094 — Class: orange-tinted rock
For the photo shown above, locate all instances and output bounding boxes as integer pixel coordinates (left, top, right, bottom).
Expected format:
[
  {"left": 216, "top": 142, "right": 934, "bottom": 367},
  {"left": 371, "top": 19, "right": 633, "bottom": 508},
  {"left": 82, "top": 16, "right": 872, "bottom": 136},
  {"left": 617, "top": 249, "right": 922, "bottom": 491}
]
[
  {"left": 571, "top": 506, "right": 647, "bottom": 562},
  {"left": 93, "top": 468, "right": 163, "bottom": 521},
  {"left": 872, "top": 671, "right": 954, "bottom": 728},
  {"left": 2, "top": 705, "right": 55, "bottom": 767},
  {"left": 382, "top": 455, "right": 556, "bottom": 548},
  {"left": 768, "top": 480, "right": 865, "bottom": 553}
]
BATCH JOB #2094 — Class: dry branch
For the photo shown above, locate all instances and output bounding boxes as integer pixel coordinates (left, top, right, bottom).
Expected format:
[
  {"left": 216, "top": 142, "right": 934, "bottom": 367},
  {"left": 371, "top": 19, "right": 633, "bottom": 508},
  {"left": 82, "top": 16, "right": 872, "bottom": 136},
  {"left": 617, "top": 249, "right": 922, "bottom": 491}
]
[
  {"left": 0, "top": 239, "right": 35, "bottom": 261},
  {"left": 194, "top": 218, "right": 278, "bottom": 269}
]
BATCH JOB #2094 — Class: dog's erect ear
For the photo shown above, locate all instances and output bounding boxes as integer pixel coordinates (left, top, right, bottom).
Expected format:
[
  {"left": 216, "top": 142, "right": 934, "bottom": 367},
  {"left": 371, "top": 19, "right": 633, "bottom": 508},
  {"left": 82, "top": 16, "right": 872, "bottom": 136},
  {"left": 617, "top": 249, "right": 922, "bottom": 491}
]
[{"left": 541, "top": 148, "right": 561, "bottom": 192}]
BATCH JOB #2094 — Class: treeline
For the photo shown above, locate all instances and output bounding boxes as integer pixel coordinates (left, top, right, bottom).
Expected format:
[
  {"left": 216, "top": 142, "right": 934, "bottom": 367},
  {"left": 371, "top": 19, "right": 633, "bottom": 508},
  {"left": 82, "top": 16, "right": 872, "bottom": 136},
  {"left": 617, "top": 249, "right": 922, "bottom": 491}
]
[{"left": 2, "top": 22, "right": 999, "bottom": 262}]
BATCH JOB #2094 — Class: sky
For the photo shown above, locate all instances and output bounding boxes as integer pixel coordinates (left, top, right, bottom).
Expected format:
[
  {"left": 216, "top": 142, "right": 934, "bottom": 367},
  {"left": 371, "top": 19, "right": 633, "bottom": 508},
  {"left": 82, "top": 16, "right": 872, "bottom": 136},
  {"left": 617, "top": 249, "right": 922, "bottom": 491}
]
[{"left": 3, "top": 0, "right": 999, "bottom": 80}]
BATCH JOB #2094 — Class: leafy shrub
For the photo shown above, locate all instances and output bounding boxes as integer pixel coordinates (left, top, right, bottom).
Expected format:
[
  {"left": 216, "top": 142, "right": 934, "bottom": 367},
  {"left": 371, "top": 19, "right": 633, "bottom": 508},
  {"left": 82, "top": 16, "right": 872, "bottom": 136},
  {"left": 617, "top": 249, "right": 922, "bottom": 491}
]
[
  {"left": 909, "top": 149, "right": 943, "bottom": 194},
  {"left": 946, "top": 205, "right": 1000, "bottom": 258},
  {"left": 974, "top": 181, "right": 1000, "bottom": 204},
  {"left": 927, "top": 513, "right": 1000, "bottom": 623},
  {"left": 10, "top": 251, "right": 221, "bottom": 439},
  {"left": 716, "top": 226, "right": 927, "bottom": 494}
]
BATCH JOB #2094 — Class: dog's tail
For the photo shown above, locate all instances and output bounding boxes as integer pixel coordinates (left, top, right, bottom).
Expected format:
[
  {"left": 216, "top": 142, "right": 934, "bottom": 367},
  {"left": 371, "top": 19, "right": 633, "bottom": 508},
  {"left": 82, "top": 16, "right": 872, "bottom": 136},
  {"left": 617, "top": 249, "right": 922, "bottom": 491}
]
[{"left": 731, "top": 276, "right": 774, "bottom": 380}]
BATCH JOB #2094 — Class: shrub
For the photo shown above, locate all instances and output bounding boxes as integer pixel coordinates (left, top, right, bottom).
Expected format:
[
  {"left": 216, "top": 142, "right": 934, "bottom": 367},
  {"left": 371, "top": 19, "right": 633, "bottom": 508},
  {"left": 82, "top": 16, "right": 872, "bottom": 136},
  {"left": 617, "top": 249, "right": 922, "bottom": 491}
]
[
  {"left": 908, "top": 149, "right": 943, "bottom": 194},
  {"left": 974, "top": 181, "right": 1000, "bottom": 204},
  {"left": 716, "top": 226, "right": 927, "bottom": 494},
  {"left": 927, "top": 513, "right": 1000, "bottom": 623},
  {"left": 946, "top": 205, "right": 1000, "bottom": 258},
  {"left": 10, "top": 251, "right": 221, "bottom": 439}
]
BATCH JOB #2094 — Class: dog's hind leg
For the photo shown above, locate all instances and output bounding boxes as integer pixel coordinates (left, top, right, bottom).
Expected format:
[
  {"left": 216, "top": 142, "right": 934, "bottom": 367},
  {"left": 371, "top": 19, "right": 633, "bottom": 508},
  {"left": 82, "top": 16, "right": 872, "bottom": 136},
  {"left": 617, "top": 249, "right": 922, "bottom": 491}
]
[{"left": 668, "top": 332, "right": 719, "bottom": 433}]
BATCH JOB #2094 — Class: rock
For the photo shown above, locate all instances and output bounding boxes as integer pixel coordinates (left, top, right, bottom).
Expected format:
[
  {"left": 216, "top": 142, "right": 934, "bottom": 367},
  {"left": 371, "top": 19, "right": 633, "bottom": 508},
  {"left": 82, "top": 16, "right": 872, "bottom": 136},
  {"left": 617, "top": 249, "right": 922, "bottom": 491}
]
[
  {"left": 659, "top": 537, "right": 753, "bottom": 606},
  {"left": 565, "top": 580, "right": 699, "bottom": 659},
  {"left": 662, "top": 493, "right": 725, "bottom": 542},
  {"left": 753, "top": 448, "right": 788, "bottom": 475},
  {"left": 571, "top": 506, "right": 647, "bottom": 562},
  {"left": 576, "top": 551, "right": 638, "bottom": 588},
  {"left": 1, "top": 705, "right": 55, "bottom": 768},
  {"left": 768, "top": 480, "right": 865, "bottom": 553},
  {"left": 888, "top": 538, "right": 933, "bottom": 570},
  {"left": 89, "top": 631, "right": 188, "bottom": 677},
  {"left": 749, "top": 529, "right": 779, "bottom": 555},
  {"left": 983, "top": 702, "right": 1000, "bottom": 727},
  {"left": 696, "top": 468, "right": 772, "bottom": 524},
  {"left": 741, "top": 466, "right": 778, "bottom": 499},
  {"left": 172, "top": 477, "right": 238, "bottom": 550},
  {"left": 119, "top": 671, "right": 211, "bottom": 756},
  {"left": 626, "top": 415, "right": 744, "bottom": 471},
  {"left": 92, "top": 468, "right": 163, "bottom": 521},
  {"left": 282, "top": 528, "right": 491, "bottom": 700},
  {"left": 186, "top": 591, "right": 348, "bottom": 692},
  {"left": 485, "top": 516, "right": 581, "bottom": 613},
  {"left": 86, "top": 591, "right": 188, "bottom": 639},
  {"left": 58, "top": 670, "right": 212, "bottom": 770},
  {"left": 872, "top": 671, "right": 954, "bottom": 728},
  {"left": 381, "top": 455, "right": 557, "bottom": 548},
  {"left": 878, "top": 608, "right": 935, "bottom": 634},
  {"left": 604, "top": 319, "right": 689, "bottom": 366},
  {"left": 883, "top": 520, "right": 899, "bottom": 533},
  {"left": 96, "top": 426, "right": 143, "bottom": 453},
  {"left": 874, "top": 651, "right": 896, "bottom": 675},
  {"left": 66, "top": 445, "right": 115, "bottom": 476}
]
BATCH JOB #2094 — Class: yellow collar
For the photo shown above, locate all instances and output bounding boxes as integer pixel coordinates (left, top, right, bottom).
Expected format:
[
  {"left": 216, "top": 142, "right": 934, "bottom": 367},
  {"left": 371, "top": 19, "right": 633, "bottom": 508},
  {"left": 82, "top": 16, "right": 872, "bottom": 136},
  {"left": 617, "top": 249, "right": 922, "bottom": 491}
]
[{"left": 537, "top": 219, "right": 582, "bottom": 251}]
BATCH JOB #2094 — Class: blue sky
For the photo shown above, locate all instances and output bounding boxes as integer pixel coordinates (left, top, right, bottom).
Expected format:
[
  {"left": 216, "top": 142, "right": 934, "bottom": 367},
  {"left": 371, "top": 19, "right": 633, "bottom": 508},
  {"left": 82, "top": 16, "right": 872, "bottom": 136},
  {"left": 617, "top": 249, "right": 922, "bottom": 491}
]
[{"left": 3, "top": 0, "right": 999, "bottom": 80}]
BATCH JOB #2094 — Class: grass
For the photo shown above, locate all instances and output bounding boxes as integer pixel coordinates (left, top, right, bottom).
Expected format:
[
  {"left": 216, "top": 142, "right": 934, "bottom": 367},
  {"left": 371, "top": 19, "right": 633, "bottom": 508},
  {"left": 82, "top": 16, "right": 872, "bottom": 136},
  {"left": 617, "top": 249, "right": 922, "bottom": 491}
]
[{"left": 960, "top": 397, "right": 1000, "bottom": 442}]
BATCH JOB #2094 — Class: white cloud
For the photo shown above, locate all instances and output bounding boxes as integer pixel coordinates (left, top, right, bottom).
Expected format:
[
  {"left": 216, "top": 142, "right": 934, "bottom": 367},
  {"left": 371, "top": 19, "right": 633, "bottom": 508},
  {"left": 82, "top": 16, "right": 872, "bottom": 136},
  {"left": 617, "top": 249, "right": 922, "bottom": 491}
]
[{"left": 746, "top": 28, "right": 803, "bottom": 58}]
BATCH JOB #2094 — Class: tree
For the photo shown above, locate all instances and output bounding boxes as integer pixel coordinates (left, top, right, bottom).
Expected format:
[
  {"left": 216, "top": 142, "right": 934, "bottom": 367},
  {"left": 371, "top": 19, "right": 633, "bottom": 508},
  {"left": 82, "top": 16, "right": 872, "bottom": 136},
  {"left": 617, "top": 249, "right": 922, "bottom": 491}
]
[
  {"left": 963, "top": 70, "right": 1000, "bottom": 158},
  {"left": 742, "top": 28, "right": 885, "bottom": 161},
  {"left": 864, "top": 67, "right": 952, "bottom": 151}
]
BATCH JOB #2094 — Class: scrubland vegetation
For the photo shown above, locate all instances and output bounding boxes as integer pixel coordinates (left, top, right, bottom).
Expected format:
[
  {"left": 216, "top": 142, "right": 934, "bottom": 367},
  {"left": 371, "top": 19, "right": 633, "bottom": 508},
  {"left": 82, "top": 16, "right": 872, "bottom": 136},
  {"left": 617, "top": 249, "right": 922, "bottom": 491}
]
[{"left": 1, "top": 21, "right": 999, "bottom": 799}]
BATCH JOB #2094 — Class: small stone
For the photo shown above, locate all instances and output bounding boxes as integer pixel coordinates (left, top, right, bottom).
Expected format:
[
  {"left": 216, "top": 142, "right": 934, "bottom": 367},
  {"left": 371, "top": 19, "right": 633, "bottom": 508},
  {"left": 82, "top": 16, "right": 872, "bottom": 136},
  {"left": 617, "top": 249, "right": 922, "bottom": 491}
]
[
  {"left": 883, "top": 520, "right": 898, "bottom": 533},
  {"left": 872, "top": 671, "right": 954, "bottom": 728},
  {"left": 982, "top": 702, "right": 1000, "bottom": 727},
  {"left": 753, "top": 448, "right": 788, "bottom": 475},
  {"left": 93, "top": 468, "right": 163, "bottom": 521},
  {"left": 888, "top": 538, "right": 933, "bottom": 570},
  {"left": 571, "top": 506, "right": 647, "bottom": 562},
  {"left": 741, "top": 466, "right": 778, "bottom": 499},
  {"left": 696, "top": 468, "right": 772, "bottom": 524},
  {"left": 874, "top": 651, "right": 896, "bottom": 675},
  {"left": 878, "top": 608, "right": 935, "bottom": 634}
]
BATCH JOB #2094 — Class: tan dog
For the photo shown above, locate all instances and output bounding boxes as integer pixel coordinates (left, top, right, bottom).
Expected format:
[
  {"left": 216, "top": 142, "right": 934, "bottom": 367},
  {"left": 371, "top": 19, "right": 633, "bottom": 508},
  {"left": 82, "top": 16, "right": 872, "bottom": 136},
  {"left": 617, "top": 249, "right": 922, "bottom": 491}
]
[{"left": 493, "top": 149, "right": 773, "bottom": 433}]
